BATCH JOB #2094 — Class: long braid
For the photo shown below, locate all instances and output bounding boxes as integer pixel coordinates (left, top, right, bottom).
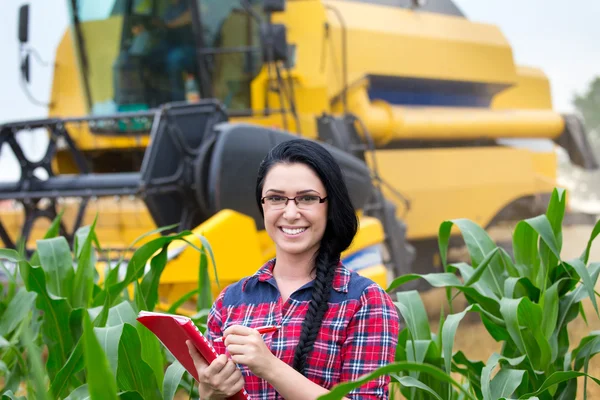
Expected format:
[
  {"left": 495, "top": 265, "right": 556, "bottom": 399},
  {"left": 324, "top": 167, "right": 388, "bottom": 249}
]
[{"left": 292, "top": 243, "right": 337, "bottom": 375}]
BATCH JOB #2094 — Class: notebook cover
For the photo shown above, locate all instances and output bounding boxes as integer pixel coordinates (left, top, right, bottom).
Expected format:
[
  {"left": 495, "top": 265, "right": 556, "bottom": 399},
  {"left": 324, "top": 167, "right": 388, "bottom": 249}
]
[{"left": 137, "top": 311, "right": 250, "bottom": 400}]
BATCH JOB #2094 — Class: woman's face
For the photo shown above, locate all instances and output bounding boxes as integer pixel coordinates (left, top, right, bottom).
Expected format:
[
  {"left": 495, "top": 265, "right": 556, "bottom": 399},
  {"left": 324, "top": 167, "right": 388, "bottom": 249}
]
[{"left": 261, "top": 163, "right": 328, "bottom": 261}]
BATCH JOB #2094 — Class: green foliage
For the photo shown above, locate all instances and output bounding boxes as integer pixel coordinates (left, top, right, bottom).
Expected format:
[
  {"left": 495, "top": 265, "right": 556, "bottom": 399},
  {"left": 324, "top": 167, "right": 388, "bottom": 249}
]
[
  {"left": 2, "top": 187, "right": 599, "bottom": 399},
  {"left": 0, "top": 218, "right": 215, "bottom": 399},
  {"left": 321, "top": 187, "right": 600, "bottom": 399}
]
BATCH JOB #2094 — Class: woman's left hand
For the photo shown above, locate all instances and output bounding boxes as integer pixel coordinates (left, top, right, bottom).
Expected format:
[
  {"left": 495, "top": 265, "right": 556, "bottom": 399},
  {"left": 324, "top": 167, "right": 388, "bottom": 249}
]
[{"left": 223, "top": 325, "right": 278, "bottom": 380}]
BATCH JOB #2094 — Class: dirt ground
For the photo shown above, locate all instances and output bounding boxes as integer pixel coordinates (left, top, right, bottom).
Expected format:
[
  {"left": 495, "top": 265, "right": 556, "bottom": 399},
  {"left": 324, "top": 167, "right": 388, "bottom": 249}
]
[{"left": 415, "top": 223, "right": 600, "bottom": 400}]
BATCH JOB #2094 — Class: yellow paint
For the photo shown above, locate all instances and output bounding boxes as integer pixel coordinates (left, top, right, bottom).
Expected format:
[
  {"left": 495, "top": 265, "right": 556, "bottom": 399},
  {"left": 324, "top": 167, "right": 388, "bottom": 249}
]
[
  {"left": 492, "top": 66, "right": 555, "bottom": 110},
  {"left": 370, "top": 146, "right": 557, "bottom": 240},
  {"left": 330, "top": 78, "right": 564, "bottom": 145}
]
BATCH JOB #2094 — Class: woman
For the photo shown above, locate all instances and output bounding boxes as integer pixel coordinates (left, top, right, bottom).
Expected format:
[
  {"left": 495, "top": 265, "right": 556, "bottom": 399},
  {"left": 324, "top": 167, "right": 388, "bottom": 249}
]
[{"left": 187, "top": 139, "right": 399, "bottom": 399}]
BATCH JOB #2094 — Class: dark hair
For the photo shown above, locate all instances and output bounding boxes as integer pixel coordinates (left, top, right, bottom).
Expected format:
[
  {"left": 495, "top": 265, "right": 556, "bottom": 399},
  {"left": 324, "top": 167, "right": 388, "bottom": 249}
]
[{"left": 255, "top": 139, "right": 358, "bottom": 375}]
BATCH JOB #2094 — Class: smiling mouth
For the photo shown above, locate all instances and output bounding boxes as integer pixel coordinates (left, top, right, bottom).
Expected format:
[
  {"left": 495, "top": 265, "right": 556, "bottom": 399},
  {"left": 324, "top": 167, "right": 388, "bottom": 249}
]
[{"left": 280, "top": 227, "right": 307, "bottom": 236}]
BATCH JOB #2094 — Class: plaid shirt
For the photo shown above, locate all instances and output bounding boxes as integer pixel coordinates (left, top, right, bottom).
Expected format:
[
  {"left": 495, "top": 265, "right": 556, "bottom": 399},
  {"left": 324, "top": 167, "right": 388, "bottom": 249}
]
[{"left": 206, "top": 260, "right": 400, "bottom": 399}]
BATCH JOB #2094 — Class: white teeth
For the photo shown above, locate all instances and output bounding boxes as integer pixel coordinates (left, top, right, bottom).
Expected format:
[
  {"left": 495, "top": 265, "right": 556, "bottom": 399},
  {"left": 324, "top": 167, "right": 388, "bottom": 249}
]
[{"left": 281, "top": 227, "right": 306, "bottom": 235}]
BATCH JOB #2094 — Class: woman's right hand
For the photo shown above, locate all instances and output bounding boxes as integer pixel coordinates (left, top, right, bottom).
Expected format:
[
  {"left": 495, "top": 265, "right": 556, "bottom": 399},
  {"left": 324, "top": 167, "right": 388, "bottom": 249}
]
[{"left": 186, "top": 340, "right": 245, "bottom": 399}]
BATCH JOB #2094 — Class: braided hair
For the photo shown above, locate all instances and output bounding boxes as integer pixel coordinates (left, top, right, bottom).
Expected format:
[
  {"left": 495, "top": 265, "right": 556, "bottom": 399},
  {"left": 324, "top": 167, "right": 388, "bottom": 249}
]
[{"left": 256, "top": 139, "right": 358, "bottom": 375}]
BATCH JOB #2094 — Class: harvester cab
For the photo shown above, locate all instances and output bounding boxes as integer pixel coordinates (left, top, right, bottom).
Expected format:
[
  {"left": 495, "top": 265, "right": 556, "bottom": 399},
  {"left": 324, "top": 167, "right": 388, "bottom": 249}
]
[{"left": 2, "top": 0, "right": 598, "bottom": 309}]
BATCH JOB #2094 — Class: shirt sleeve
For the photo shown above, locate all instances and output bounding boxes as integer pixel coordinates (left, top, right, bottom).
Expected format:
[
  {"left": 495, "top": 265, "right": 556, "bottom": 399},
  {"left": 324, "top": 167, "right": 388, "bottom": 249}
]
[
  {"left": 340, "top": 283, "right": 400, "bottom": 399},
  {"left": 205, "top": 287, "right": 228, "bottom": 354}
]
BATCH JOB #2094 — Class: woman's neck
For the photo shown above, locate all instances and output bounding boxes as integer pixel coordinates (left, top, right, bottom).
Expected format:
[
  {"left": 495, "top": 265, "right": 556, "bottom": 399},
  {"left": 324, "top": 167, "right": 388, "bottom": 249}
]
[{"left": 272, "top": 251, "right": 316, "bottom": 283}]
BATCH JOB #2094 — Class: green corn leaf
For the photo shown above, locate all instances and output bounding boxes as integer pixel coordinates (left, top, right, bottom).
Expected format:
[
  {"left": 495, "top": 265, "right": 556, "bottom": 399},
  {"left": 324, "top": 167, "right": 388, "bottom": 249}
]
[
  {"left": 452, "top": 351, "right": 484, "bottom": 399},
  {"left": 442, "top": 307, "right": 471, "bottom": 377},
  {"left": 50, "top": 338, "right": 85, "bottom": 399},
  {"left": 572, "top": 332, "right": 600, "bottom": 371},
  {"left": 162, "top": 361, "right": 186, "bottom": 400},
  {"left": 441, "top": 306, "right": 473, "bottom": 399},
  {"left": 395, "top": 291, "right": 431, "bottom": 341},
  {"left": 455, "top": 285, "right": 501, "bottom": 318},
  {"left": 481, "top": 353, "right": 526, "bottom": 400},
  {"left": 319, "top": 361, "right": 477, "bottom": 400},
  {"left": 118, "top": 391, "right": 144, "bottom": 400},
  {"left": 439, "top": 219, "right": 505, "bottom": 296},
  {"left": 498, "top": 247, "right": 520, "bottom": 277},
  {"left": 538, "top": 189, "right": 566, "bottom": 288},
  {"left": 136, "top": 320, "right": 165, "bottom": 393},
  {"left": 546, "top": 188, "right": 566, "bottom": 245},
  {"left": 540, "top": 281, "right": 560, "bottom": 340},
  {"left": 105, "top": 231, "right": 191, "bottom": 307},
  {"left": 95, "top": 325, "right": 125, "bottom": 374},
  {"left": 18, "top": 260, "right": 73, "bottom": 382},
  {"left": 499, "top": 297, "right": 552, "bottom": 372},
  {"left": 20, "top": 313, "right": 49, "bottom": 400},
  {"left": 167, "top": 288, "right": 200, "bottom": 314},
  {"left": 198, "top": 234, "right": 220, "bottom": 289},
  {"left": 518, "top": 371, "right": 600, "bottom": 399},
  {"left": 513, "top": 220, "right": 540, "bottom": 283},
  {"left": 396, "top": 375, "right": 443, "bottom": 400},
  {"left": 463, "top": 248, "right": 500, "bottom": 288},
  {"left": 0, "top": 260, "right": 17, "bottom": 296},
  {"left": 1, "top": 391, "right": 27, "bottom": 400},
  {"left": 527, "top": 215, "right": 562, "bottom": 289},
  {"left": 140, "top": 244, "right": 169, "bottom": 312},
  {"left": 0, "top": 249, "right": 22, "bottom": 263},
  {"left": 72, "top": 222, "right": 98, "bottom": 309},
  {"left": 580, "top": 218, "right": 600, "bottom": 264},
  {"left": 197, "top": 240, "right": 212, "bottom": 311},
  {"left": 557, "top": 263, "right": 600, "bottom": 334},
  {"left": 131, "top": 281, "right": 165, "bottom": 391},
  {"left": 387, "top": 273, "right": 462, "bottom": 293},
  {"left": 564, "top": 258, "right": 599, "bottom": 317},
  {"left": 490, "top": 368, "right": 527, "bottom": 400},
  {"left": 451, "top": 263, "right": 499, "bottom": 302},
  {"left": 107, "top": 301, "right": 138, "bottom": 327},
  {"left": 37, "top": 236, "right": 75, "bottom": 301},
  {"left": 2, "top": 361, "right": 24, "bottom": 395},
  {"left": 116, "top": 323, "right": 162, "bottom": 400},
  {"left": 82, "top": 311, "right": 118, "bottom": 400},
  {"left": 28, "top": 210, "right": 65, "bottom": 266},
  {"left": 64, "top": 384, "right": 89, "bottom": 400},
  {"left": 503, "top": 277, "right": 540, "bottom": 301},
  {"left": 0, "top": 287, "right": 36, "bottom": 336}
]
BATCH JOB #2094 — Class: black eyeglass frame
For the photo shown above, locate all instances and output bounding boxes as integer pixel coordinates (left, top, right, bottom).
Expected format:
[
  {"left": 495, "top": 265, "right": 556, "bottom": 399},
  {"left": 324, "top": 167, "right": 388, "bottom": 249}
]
[{"left": 260, "top": 195, "right": 328, "bottom": 207}]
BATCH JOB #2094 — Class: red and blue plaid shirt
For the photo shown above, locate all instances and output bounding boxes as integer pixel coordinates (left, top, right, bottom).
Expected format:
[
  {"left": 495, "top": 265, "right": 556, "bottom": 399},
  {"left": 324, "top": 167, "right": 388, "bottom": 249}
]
[{"left": 206, "top": 260, "right": 400, "bottom": 399}]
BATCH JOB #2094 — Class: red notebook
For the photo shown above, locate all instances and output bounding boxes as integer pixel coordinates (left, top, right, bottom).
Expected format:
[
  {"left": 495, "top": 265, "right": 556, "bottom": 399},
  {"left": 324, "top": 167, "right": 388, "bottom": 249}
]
[{"left": 137, "top": 310, "right": 250, "bottom": 400}]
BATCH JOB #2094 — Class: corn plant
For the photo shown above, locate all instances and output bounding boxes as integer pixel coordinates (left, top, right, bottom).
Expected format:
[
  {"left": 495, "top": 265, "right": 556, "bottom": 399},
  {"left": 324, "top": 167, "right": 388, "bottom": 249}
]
[
  {"left": 0, "top": 215, "right": 217, "bottom": 400},
  {"left": 320, "top": 188, "right": 600, "bottom": 400}
]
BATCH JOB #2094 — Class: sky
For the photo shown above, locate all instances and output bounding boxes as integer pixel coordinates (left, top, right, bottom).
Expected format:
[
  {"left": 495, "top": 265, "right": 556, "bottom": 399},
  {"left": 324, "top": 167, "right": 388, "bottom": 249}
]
[{"left": 0, "top": 0, "right": 599, "bottom": 179}]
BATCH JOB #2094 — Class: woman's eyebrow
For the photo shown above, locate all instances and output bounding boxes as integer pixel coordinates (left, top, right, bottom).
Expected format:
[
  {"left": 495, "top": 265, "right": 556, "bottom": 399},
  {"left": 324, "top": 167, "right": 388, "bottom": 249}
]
[{"left": 265, "top": 189, "right": 321, "bottom": 195}]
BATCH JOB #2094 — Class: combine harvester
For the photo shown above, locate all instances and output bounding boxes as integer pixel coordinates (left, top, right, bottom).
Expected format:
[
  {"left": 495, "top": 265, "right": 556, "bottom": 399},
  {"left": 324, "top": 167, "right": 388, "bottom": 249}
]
[{"left": 0, "top": 0, "right": 596, "bottom": 310}]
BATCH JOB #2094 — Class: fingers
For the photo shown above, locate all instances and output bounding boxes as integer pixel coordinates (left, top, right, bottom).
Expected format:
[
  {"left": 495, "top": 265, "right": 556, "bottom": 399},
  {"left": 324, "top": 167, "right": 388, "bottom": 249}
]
[
  {"left": 222, "top": 367, "right": 245, "bottom": 395},
  {"left": 186, "top": 340, "right": 208, "bottom": 370},
  {"left": 225, "top": 344, "right": 245, "bottom": 355},
  {"left": 223, "top": 324, "right": 255, "bottom": 337}
]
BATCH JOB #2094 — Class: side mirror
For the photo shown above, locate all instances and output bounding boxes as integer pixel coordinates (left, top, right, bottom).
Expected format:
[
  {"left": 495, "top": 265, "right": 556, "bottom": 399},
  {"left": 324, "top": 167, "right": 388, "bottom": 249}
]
[
  {"left": 264, "top": 0, "right": 285, "bottom": 13},
  {"left": 18, "top": 4, "right": 30, "bottom": 44},
  {"left": 20, "top": 53, "right": 30, "bottom": 83},
  {"left": 260, "top": 23, "right": 289, "bottom": 63}
]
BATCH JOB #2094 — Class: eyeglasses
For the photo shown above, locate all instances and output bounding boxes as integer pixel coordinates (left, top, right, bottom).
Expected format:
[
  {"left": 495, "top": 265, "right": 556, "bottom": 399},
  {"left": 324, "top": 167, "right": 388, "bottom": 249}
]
[{"left": 261, "top": 195, "right": 328, "bottom": 210}]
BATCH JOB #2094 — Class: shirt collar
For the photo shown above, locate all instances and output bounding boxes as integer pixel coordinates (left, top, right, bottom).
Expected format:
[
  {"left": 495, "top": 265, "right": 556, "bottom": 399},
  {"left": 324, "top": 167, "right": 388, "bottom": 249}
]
[{"left": 242, "top": 259, "right": 350, "bottom": 293}]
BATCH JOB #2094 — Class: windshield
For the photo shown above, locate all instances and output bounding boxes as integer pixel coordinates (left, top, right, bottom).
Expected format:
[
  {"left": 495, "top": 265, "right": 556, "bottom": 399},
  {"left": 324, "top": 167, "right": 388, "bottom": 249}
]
[
  {"left": 195, "top": 0, "right": 264, "bottom": 110},
  {"left": 69, "top": 0, "right": 263, "bottom": 115}
]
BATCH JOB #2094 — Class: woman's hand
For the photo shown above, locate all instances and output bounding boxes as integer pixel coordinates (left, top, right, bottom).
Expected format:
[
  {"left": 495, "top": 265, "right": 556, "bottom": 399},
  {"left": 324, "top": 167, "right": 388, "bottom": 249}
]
[
  {"left": 223, "top": 325, "right": 279, "bottom": 380},
  {"left": 186, "top": 340, "right": 245, "bottom": 399}
]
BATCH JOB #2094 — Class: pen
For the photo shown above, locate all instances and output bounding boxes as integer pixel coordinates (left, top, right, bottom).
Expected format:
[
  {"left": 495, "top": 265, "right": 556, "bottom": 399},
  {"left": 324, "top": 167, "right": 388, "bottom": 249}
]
[{"left": 213, "top": 325, "right": 281, "bottom": 342}]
